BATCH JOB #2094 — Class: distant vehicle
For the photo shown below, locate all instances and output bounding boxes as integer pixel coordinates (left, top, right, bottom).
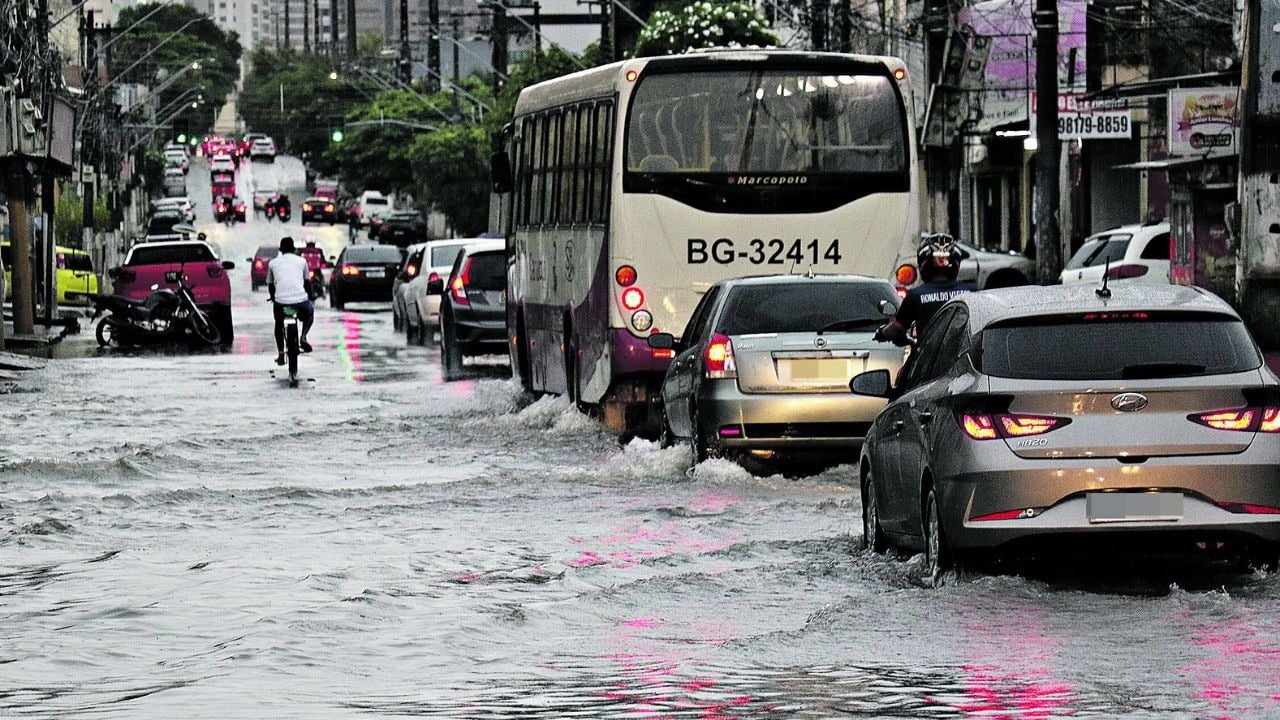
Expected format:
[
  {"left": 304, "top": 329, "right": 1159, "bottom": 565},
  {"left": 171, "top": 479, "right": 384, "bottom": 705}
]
[
  {"left": 247, "top": 245, "right": 279, "bottom": 291},
  {"left": 249, "top": 137, "right": 276, "bottom": 161},
  {"left": 210, "top": 171, "right": 235, "bottom": 201},
  {"left": 162, "top": 167, "right": 187, "bottom": 197},
  {"left": 163, "top": 149, "right": 189, "bottom": 173},
  {"left": 213, "top": 195, "right": 246, "bottom": 224},
  {"left": 109, "top": 239, "right": 234, "bottom": 341},
  {"left": 240, "top": 132, "right": 268, "bottom": 157},
  {"left": 313, "top": 178, "right": 340, "bottom": 201},
  {"left": 151, "top": 197, "right": 196, "bottom": 223},
  {"left": 163, "top": 142, "right": 189, "bottom": 156},
  {"left": 209, "top": 155, "right": 236, "bottom": 174},
  {"left": 408, "top": 238, "right": 489, "bottom": 344},
  {"left": 300, "top": 243, "right": 329, "bottom": 292},
  {"left": 378, "top": 210, "right": 428, "bottom": 247},
  {"left": 392, "top": 242, "right": 430, "bottom": 336},
  {"left": 1060, "top": 221, "right": 1171, "bottom": 286},
  {"left": 955, "top": 241, "right": 1036, "bottom": 289},
  {"left": 499, "top": 50, "right": 920, "bottom": 435},
  {"left": 438, "top": 239, "right": 507, "bottom": 380},
  {"left": 55, "top": 247, "right": 99, "bottom": 305},
  {"left": 851, "top": 283, "right": 1280, "bottom": 583},
  {"left": 145, "top": 210, "right": 190, "bottom": 242},
  {"left": 357, "top": 190, "right": 392, "bottom": 225},
  {"left": 652, "top": 275, "right": 906, "bottom": 463},
  {"left": 252, "top": 190, "right": 278, "bottom": 215},
  {"left": 327, "top": 243, "right": 403, "bottom": 309},
  {"left": 300, "top": 197, "right": 337, "bottom": 225}
]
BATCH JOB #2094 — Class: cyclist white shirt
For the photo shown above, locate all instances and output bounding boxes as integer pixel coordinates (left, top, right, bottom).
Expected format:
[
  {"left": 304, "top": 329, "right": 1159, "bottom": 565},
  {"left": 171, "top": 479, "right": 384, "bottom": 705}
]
[{"left": 267, "top": 253, "right": 310, "bottom": 304}]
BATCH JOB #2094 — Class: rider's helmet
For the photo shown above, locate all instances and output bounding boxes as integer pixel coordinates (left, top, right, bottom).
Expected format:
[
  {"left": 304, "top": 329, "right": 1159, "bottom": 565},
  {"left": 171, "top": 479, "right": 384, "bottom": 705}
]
[{"left": 917, "top": 233, "right": 961, "bottom": 282}]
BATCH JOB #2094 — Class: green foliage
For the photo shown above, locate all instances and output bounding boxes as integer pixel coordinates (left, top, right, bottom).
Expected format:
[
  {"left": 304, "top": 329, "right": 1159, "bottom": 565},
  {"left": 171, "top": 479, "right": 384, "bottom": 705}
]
[
  {"left": 634, "top": 1, "right": 778, "bottom": 56},
  {"left": 53, "top": 186, "right": 110, "bottom": 247},
  {"left": 109, "top": 4, "right": 241, "bottom": 138},
  {"left": 240, "top": 48, "right": 373, "bottom": 159}
]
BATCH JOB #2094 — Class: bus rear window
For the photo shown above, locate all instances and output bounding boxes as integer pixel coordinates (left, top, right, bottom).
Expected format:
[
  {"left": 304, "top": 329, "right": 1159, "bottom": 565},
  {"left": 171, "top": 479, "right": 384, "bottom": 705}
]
[
  {"left": 627, "top": 70, "right": 905, "bottom": 175},
  {"left": 979, "top": 315, "right": 1261, "bottom": 380}
]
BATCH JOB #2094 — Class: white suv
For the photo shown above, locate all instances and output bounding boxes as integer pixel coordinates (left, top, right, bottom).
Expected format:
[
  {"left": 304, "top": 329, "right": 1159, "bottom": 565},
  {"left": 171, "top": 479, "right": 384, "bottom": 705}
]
[
  {"left": 1060, "top": 221, "right": 1171, "bottom": 285},
  {"left": 250, "top": 137, "right": 276, "bottom": 161}
]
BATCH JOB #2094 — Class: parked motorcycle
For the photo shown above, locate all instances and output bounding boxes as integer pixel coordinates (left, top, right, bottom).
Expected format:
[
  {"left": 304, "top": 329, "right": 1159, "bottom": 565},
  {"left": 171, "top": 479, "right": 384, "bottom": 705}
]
[{"left": 91, "top": 269, "right": 224, "bottom": 347}]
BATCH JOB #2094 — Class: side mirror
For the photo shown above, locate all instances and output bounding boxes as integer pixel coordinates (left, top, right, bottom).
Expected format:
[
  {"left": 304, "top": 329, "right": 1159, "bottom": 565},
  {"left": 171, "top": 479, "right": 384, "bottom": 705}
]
[
  {"left": 849, "top": 369, "right": 893, "bottom": 398},
  {"left": 490, "top": 150, "right": 513, "bottom": 194},
  {"left": 107, "top": 267, "right": 121, "bottom": 280},
  {"left": 222, "top": 260, "right": 236, "bottom": 270},
  {"left": 878, "top": 299, "right": 896, "bottom": 316},
  {"left": 647, "top": 332, "right": 675, "bottom": 350},
  {"left": 427, "top": 278, "right": 444, "bottom": 294}
]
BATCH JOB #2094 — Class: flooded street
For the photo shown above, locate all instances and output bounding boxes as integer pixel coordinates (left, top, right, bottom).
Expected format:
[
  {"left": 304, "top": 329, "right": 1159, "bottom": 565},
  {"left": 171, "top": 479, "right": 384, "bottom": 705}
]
[{"left": 4, "top": 159, "right": 1280, "bottom": 719}]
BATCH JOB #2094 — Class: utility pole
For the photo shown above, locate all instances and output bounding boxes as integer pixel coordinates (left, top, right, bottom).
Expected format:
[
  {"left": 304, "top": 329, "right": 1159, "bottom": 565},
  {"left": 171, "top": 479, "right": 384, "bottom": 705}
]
[
  {"left": 5, "top": 164, "right": 34, "bottom": 336},
  {"left": 399, "top": 0, "right": 411, "bottom": 84},
  {"left": 329, "top": 0, "right": 338, "bottom": 54},
  {"left": 599, "top": 0, "right": 610, "bottom": 62},
  {"left": 451, "top": 16, "right": 461, "bottom": 117},
  {"left": 1032, "top": 0, "right": 1061, "bottom": 283},
  {"left": 284, "top": 0, "right": 291, "bottom": 50},
  {"left": 533, "top": 1, "right": 542, "bottom": 53},
  {"left": 345, "top": 0, "right": 356, "bottom": 56},
  {"left": 313, "top": 0, "right": 321, "bottom": 54},
  {"left": 1234, "top": 0, "right": 1280, "bottom": 349},
  {"left": 303, "top": 0, "right": 310, "bottom": 52},
  {"left": 427, "top": 0, "right": 441, "bottom": 92},
  {"left": 491, "top": 2, "right": 507, "bottom": 92}
]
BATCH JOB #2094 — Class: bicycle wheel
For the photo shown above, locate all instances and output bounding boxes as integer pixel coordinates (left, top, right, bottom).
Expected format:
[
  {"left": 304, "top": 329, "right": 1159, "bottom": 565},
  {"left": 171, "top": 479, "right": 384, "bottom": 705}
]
[{"left": 286, "top": 322, "right": 300, "bottom": 385}]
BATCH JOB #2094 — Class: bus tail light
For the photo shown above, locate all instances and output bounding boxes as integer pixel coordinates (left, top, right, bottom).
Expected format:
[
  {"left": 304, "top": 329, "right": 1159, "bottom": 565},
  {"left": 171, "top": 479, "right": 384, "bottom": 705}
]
[
  {"left": 451, "top": 258, "right": 472, "bottom": 306},
  {"left": 705, "top": 332, "right": 737, "bottom": 379},
  {"left": 895, "top": 264, "right": 917, "bottom": 285},
  {"left": 615, "top": 265, "right": 637, "bottom": 287},
  {"left": 622, "top": 287, "right": 645, "bottom": 310}
]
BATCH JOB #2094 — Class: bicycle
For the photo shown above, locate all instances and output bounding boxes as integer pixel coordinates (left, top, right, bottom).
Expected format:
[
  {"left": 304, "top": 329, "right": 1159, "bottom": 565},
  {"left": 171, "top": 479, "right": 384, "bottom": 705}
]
[{"left": 282, "top": 305, "right": 302, "bottom": 387}]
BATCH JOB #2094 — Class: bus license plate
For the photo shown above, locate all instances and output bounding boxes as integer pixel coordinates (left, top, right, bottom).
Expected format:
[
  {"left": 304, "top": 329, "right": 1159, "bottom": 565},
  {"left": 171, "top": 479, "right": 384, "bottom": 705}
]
[
  {"left": 1087, "top": 492, "right": 1182, "bottom": 523},
  {"left": 687, "top": 238, "right": 843, "bottom": 266}
]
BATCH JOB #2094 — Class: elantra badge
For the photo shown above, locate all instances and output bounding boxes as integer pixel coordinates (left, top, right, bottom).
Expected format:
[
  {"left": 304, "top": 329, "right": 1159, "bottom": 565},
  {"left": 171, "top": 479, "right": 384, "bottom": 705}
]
[{"left": 1111, "top": 393, "right": 1149, "bottom": 412}]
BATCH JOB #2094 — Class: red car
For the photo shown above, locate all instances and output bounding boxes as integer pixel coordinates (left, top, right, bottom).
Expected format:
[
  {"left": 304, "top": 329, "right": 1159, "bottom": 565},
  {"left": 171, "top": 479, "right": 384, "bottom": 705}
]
[
  {"left": 248, "top": 244, "right": 279, "bottom": 291},
  {"left": 110, "top": 240, "right": 235, "bottom": 341}
]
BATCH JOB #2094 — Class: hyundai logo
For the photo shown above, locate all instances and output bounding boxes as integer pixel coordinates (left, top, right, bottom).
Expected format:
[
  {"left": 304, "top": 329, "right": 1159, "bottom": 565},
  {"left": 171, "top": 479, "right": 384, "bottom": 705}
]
[{"left": 1111, "top": 393, "right": 1149, "bottom": 412}]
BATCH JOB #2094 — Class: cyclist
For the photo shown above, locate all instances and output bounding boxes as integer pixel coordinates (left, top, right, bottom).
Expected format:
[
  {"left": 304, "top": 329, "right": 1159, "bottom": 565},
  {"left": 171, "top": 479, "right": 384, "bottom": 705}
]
[
  {"left": 875, "top": 233, "right": 973, "bottom": 346},
  {"left": 267, "top": 236, "right": 315, "bottom": 365}
]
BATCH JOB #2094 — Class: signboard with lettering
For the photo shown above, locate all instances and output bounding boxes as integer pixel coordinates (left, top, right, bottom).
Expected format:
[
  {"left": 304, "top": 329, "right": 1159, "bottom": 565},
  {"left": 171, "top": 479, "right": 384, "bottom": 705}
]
[
  {"left": 1031, "top": 93, "right": 1133, "bottom": 140},
  {"left": 1167, "top": 87, "right": 1240, "bottom": 156}
]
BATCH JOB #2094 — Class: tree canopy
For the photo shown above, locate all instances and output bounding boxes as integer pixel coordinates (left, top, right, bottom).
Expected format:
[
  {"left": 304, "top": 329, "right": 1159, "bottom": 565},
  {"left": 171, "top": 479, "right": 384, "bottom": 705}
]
[{"left": 634, "top": 1, "right": 779, "bottom": 56}]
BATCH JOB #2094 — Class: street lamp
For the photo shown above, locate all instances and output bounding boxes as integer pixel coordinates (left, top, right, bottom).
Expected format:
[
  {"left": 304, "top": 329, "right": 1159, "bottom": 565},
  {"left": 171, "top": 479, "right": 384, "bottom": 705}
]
[{"left": 121, "top": 59, "right": 213, "bottom": 115}]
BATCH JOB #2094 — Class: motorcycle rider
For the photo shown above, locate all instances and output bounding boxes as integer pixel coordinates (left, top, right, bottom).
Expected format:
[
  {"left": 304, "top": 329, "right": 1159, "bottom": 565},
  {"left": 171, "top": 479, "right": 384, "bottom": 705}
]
[
  {"left": 875, "top": 233, "right": 973, "bottom": 346},
  {"left": 275, "top": 193, "right": 292, "bottom": 220},
  {"left": 267, "top": 236, "right": 315, "bottom": 365}
]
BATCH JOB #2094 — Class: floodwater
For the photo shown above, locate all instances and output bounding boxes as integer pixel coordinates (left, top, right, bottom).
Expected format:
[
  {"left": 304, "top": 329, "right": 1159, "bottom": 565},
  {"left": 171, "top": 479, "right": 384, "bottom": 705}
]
[{"left": 3, "top": 157, "right": 1280, "bottom": 719}]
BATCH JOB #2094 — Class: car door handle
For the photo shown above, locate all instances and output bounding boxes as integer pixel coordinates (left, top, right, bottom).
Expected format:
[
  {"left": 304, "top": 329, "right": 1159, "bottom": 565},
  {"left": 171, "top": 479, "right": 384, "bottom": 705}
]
[{"left": 917, "top": 411, "right": 933, "bottom": 424}]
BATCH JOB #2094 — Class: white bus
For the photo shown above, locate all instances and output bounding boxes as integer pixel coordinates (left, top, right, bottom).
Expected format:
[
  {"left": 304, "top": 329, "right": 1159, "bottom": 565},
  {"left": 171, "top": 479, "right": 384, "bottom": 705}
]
[{"left": 495, "top": 50, "right": 919, "bottom": 434}]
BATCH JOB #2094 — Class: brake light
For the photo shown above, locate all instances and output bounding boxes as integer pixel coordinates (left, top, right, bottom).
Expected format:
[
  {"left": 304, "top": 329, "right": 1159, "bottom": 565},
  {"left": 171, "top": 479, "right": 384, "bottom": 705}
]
[
  {"left": 1191, "top": 407, "right": 1280, "bottom": 432},
  {"left": 117, "top": 269, "right": 137, "bottom": 283},
  {"left": 428, "top": 271, "right": 439, "bottom": 284},
  {"left": 621, "top": 287, "right": 645, "bottom": 310},
  {"left": 207, "top": 265, "right": 224, "bottom": 278},
  {"left": 451, "top": 258, "right": 472, "bottom": 305},
  {"left": 895, "top": 286, "right": 908, "bottom": 299},
  {"left": 651, "top": 348, "right": 675, "bottom": 360},
  {"left": 1106, "top": 264, "right": 1150, "bottom": 279},
  {"left": 961, "top": 413, "right": 1069, "bottom": 440},
  {"left": 406, "top": 263, "right": 418, "bottom": 278},
  {"left": 895, "top": 263, "right": 917, "bottom": 285},
  {"left": 236, "top": 204, "right": 245, "bottom": 212},
  {"left": 303, "top": 203, "right": 313, "bottom": 211},
  {"left": 1217, "top": 502, "right": 1280, "bottom": 515},
  {"left": 341, "top": 264, "right": 360, "bottom": 276},
  {"left": 615, "top": 265, "right": 637, "bottom": 287},
  {"left": 325, "top": 204, "right": 334, "bottom": 212},
  {"left": 254, "top": 258, "right": 265, "bottom": 269},
  {"left": 971, "top": 509, "right": 1030, "bottom": 522},
  {"left": 704, "top": 332, "right": 736, "bottom": 379}
]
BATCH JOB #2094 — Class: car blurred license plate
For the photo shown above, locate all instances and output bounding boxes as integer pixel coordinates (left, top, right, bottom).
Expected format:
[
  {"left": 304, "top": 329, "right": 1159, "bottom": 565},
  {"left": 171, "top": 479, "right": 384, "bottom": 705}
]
[
  {"left": 364, "top": 269, "right": 385, "bottom": 278},
  {"left": 1087, "top": 492, "right": 1182, "bottom": 523},
  {"left": 788, "top": 358, "right": 849, "bottom": 381}
]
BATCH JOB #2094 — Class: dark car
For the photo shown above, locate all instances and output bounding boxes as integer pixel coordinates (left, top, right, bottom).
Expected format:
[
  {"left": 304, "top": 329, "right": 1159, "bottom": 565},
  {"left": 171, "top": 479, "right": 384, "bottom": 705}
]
[
  {"left": 437, "top": 239, "right": 506, "bottom": 380},
  {"left": 248, "top": 244, "right": 280, "bottom": 291},
  {"left": 328, "top": 244, "right": 404, "bottom": 308},
  {"left": 300, "top": 196, "right": 338, "bottom": 225},
  {"left": 850, "top": 284, "right": 1280, "bottom": 585},
  {"left": 378, "top": 211, "right": 427, "bottom": 247}
]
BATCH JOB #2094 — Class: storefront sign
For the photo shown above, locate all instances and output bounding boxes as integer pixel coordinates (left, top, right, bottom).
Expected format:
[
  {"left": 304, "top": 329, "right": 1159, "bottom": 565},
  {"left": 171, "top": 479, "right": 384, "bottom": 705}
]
[
  {"left": 1168, "top": 87, "right": 1240, "bottom": 156},
  {"left": 1031, "top": 93, "right": 1133, "bottom": 140}
]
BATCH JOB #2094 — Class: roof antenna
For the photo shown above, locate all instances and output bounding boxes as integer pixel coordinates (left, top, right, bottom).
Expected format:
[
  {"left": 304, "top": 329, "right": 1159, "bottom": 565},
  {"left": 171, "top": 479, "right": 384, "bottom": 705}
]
[{"left": 1096, "top": 260, "right": 1112, "bottom": 299}]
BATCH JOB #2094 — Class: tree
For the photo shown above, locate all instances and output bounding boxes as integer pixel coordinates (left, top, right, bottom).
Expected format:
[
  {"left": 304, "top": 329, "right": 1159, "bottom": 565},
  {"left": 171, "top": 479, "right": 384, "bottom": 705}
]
[
  {"left": 109, "top": 4, "right": 240, "bottom": 139},
  {"left": 240, "top": 48, "right": 373, "bottom": 158},
  {"left": 634, "top": 1, "right": 778, "bottom": 57}
]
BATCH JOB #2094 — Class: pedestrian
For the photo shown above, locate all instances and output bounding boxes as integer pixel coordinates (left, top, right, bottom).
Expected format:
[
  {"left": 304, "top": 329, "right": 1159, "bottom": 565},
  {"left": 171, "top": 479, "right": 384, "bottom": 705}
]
[{"left": 347, "top": 206, "right": 360, "bottom": 243}]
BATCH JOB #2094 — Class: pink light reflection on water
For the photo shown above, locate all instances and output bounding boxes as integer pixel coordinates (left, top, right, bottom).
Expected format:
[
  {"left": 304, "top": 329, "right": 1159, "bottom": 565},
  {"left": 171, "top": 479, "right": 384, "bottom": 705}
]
[
  {"left": 566, "top": 519, "right": 743, "bottom": 571},
  {"left": 338, "top": 313, "right": 364, "bottom": 382},
  {"left": 1178, "top": 606, "right": 1280, "bottom": 719}
]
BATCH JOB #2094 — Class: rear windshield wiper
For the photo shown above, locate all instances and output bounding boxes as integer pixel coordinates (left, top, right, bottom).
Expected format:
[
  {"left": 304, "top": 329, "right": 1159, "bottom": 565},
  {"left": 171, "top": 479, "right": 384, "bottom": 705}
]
[
  {"left": 817, "top": 318, "right": 882, "bottom": 334},
  {"left": 1120, "top": 362, "right": 1208, "bottom": 379}
]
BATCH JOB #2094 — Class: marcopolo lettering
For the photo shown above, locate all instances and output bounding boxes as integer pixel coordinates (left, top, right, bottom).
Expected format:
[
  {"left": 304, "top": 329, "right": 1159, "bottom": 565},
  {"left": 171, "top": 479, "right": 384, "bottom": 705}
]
[{"left": 728, "top": 176, "right": 809, "bottom": 186}]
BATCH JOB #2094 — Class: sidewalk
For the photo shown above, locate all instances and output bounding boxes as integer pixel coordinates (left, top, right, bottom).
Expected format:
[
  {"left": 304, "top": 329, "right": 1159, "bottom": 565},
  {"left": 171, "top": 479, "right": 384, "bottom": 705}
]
[{"left": 1, "top": 318, "right": 73, "bottom": 359}]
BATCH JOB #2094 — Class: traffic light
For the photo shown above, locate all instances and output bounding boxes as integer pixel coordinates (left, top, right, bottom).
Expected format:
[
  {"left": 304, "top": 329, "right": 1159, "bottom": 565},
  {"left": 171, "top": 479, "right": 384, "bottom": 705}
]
[
  {"left": 177, "top": 133, "right": 188, "bottom": 143},
  {"left": 331, "top": 128, "right": 345, "bottom": 143}
]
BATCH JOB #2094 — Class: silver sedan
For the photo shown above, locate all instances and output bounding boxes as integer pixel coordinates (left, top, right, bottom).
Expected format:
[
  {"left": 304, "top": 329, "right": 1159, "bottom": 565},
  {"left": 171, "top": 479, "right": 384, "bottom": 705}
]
[{"left": 651, "top": 275, "right": 907, "bottom": 465}]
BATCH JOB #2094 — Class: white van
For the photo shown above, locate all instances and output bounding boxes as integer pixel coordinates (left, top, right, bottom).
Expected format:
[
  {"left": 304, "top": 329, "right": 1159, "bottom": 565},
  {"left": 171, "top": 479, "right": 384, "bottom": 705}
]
[{"left": 358, "top": 191, "right": 394, "bottom": 226}]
